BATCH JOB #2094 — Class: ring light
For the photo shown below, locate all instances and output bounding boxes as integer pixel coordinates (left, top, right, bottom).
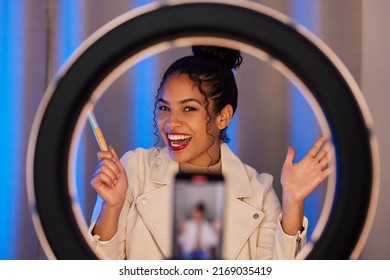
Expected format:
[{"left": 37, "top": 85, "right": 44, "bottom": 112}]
[{"left": 27, "top": 0, "right": 379, "bottom": 259}]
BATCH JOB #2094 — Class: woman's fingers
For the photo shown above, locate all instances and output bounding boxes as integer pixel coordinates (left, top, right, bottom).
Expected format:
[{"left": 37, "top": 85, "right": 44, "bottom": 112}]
[
  {"left": 308, "top": 135, "right": 328, "bottom": 158},
  {"left": 99, "top": 149, "right": 120, "bottom": 172},
  {"left": 97, "top": 149, "right": 115, "bottom": 162},
  {"left": 306, "top": 135, "right": 334, "bottom": 171},
  {"left": 100, "top": 163, "right": 118, "bottom": 185},
  {"left": 91, "top": 171, "right": 115, "bottom": 188},
  {"left": 91, "top": 165, "right": 117, "bottom": 189},
  {"left": 318, "top": 148, "right": 334, "bottom": 171},
  {"left": 92, "top": 148, "right": 121, "bottom": 189},
  {"left": 109, "top": 146, "right": 125, "bottom": 175},
  {"left": 283, "top": 146, "right": 296, "bottom": 166},
  {"left": 317, "top": 140, "right": 332, "bottom": 160}
]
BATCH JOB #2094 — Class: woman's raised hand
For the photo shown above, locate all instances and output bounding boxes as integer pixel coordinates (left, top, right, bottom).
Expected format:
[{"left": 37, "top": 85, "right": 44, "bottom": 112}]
[
  {"left": 281, "top": 135, "right": 334, "bottom": 205},
  {"left": 90, "top": 146, "right": 128, "bottom": 209},
  {"left": 279, "top": 135, "right": 334, "bottom": 235}
]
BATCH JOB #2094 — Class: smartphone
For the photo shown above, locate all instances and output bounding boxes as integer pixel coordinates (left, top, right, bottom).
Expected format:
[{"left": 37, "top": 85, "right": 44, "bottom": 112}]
[{"left": 172, "top": 172, "right": 225, "bottom": 260}]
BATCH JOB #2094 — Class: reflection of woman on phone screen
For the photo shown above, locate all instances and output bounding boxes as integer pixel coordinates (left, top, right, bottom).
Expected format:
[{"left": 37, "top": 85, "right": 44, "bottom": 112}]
[
  {"left": 178, "top": 202, "right": 219, "bottom": 260},
  {"left": 88, "top": 46, "right": 333, "bottom": 259}
]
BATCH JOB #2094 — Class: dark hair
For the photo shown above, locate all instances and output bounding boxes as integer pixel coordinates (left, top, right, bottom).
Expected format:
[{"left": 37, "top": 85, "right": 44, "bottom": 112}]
[
  {"left": 154, "top": 45, "right": 243, "bottom": 144},
  {"left": 194, "top": 202, "right": 206, "bottom": 214}
]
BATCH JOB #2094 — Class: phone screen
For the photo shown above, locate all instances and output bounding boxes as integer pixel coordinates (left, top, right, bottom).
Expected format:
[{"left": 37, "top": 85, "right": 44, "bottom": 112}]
[{"left": 172, "top": 172, "right": 225, "bottom": 260}]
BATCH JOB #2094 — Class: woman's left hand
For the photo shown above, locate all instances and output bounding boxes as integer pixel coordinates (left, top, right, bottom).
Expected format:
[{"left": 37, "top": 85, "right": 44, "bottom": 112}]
[
  {"left": 281, "top": 135, "right": 334, "bottom": 205},
  {"left": 280, "top": 135, "right": 334, "bottom": 235}
]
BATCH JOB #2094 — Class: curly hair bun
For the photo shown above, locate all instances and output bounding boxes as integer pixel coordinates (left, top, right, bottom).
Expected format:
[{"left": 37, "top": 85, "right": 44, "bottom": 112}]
[{"left": 192, "top": 45, "right": 243, "bottom": 70}]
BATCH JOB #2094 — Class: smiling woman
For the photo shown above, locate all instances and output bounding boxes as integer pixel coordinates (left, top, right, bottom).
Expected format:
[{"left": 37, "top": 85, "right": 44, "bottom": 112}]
[
  {"left": 88, "top": 44, "right": 338, "bottom": 260},
  {"left": 27, "top": 1, "right": 377, "bottom": 260}
]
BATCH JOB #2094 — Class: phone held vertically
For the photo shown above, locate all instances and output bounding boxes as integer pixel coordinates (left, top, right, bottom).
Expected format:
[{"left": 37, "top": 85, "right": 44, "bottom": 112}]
[{"left": 172, "top": 172, "right": 225, "bottom": 260}]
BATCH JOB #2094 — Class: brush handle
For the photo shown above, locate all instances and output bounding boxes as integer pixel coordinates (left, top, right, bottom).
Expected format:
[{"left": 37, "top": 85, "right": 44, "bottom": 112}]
[{"left": 93, "top": 127, "right": 108, "bottom": 151}]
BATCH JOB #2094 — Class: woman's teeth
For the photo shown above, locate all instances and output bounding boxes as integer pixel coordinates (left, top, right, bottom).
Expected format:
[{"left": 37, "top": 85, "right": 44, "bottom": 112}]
[
  {"left": 168, "top": 134, "right": 192, "bottom": 148},
  {"left": 168, "top": 134, "right": 192, "bottom": 140}
]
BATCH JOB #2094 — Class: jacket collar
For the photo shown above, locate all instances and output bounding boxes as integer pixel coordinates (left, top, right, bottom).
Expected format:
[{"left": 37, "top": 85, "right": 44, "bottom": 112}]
[
  {"left": 149, "top": 147, "right": 179, "bottom": 185},
  {"left": 149, "top": 143, "right": 253, "bottom": 199}
]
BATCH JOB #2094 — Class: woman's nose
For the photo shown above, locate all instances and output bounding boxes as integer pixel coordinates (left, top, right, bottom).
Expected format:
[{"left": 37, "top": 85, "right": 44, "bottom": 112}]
[{"left": 165, "top": 111, "right": 182, "bottom": 129}]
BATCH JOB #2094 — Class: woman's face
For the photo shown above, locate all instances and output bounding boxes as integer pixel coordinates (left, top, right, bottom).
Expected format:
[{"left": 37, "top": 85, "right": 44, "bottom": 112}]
[{"left": 157, "top": 75, "right": 221, "bottom": 166}]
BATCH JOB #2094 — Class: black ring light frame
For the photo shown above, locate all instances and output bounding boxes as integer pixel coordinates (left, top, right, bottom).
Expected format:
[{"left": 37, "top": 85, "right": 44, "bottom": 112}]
[{"left": 27, "top": 1, "right": 379, "bottom": 259}]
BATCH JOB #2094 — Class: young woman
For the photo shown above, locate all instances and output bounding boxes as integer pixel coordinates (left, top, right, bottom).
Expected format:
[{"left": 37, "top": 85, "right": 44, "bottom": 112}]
[{"left": 89, "top": 46, "right": 333, "bottom": 260}]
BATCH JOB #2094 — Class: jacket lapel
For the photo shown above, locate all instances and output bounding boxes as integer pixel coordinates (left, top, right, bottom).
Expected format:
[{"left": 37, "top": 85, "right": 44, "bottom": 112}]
[
  {"left": 221, "top": 144, "right": 264, "bottom": 259},
  {"left": 136, "top": 185, "right": 173, "bottom": 259},
  {"left": 223, "top": 196, "right": 264, "bottom": 259},
  {"left": 135, "top": 148, "right": 178, "bottom": 259}
]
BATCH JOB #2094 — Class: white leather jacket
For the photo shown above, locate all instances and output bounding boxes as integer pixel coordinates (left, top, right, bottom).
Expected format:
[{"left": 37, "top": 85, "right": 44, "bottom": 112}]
[{"left": 89, "top": 143, "right": 307, "bottom": 259}]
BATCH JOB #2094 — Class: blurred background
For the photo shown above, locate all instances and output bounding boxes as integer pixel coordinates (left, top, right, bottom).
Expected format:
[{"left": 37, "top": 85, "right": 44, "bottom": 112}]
[{"left": 0, "top": 0, "right": 388, "bottom": 259}]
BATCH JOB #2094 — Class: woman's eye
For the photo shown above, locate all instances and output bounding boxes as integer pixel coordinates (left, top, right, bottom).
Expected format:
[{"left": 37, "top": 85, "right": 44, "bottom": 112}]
[
  {"left": 184, "top": 107, "right": 198, "bottom": 112},
  {"left": 158, "top": 105, "right": 169, "bottom": 111}
]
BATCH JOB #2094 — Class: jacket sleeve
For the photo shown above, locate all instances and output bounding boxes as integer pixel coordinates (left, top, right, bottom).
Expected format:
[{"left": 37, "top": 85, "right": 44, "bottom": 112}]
[
  {"left": 253, "top": 172, "right": 308, "bottom": 260},
  {"left": 273, "top": 214, "right": 308, "bottom": 259}
]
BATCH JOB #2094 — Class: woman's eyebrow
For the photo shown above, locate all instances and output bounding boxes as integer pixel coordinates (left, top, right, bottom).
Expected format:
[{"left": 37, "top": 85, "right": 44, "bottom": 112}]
[
  {"left": 158, "top": 97, "right": 202, "bottom": 105},
  {"left": 157, "top": 97, "right": 168, "bottom": 104},
  {"left": 179, "top": 98, "right": 202, "bottom": 105}
]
